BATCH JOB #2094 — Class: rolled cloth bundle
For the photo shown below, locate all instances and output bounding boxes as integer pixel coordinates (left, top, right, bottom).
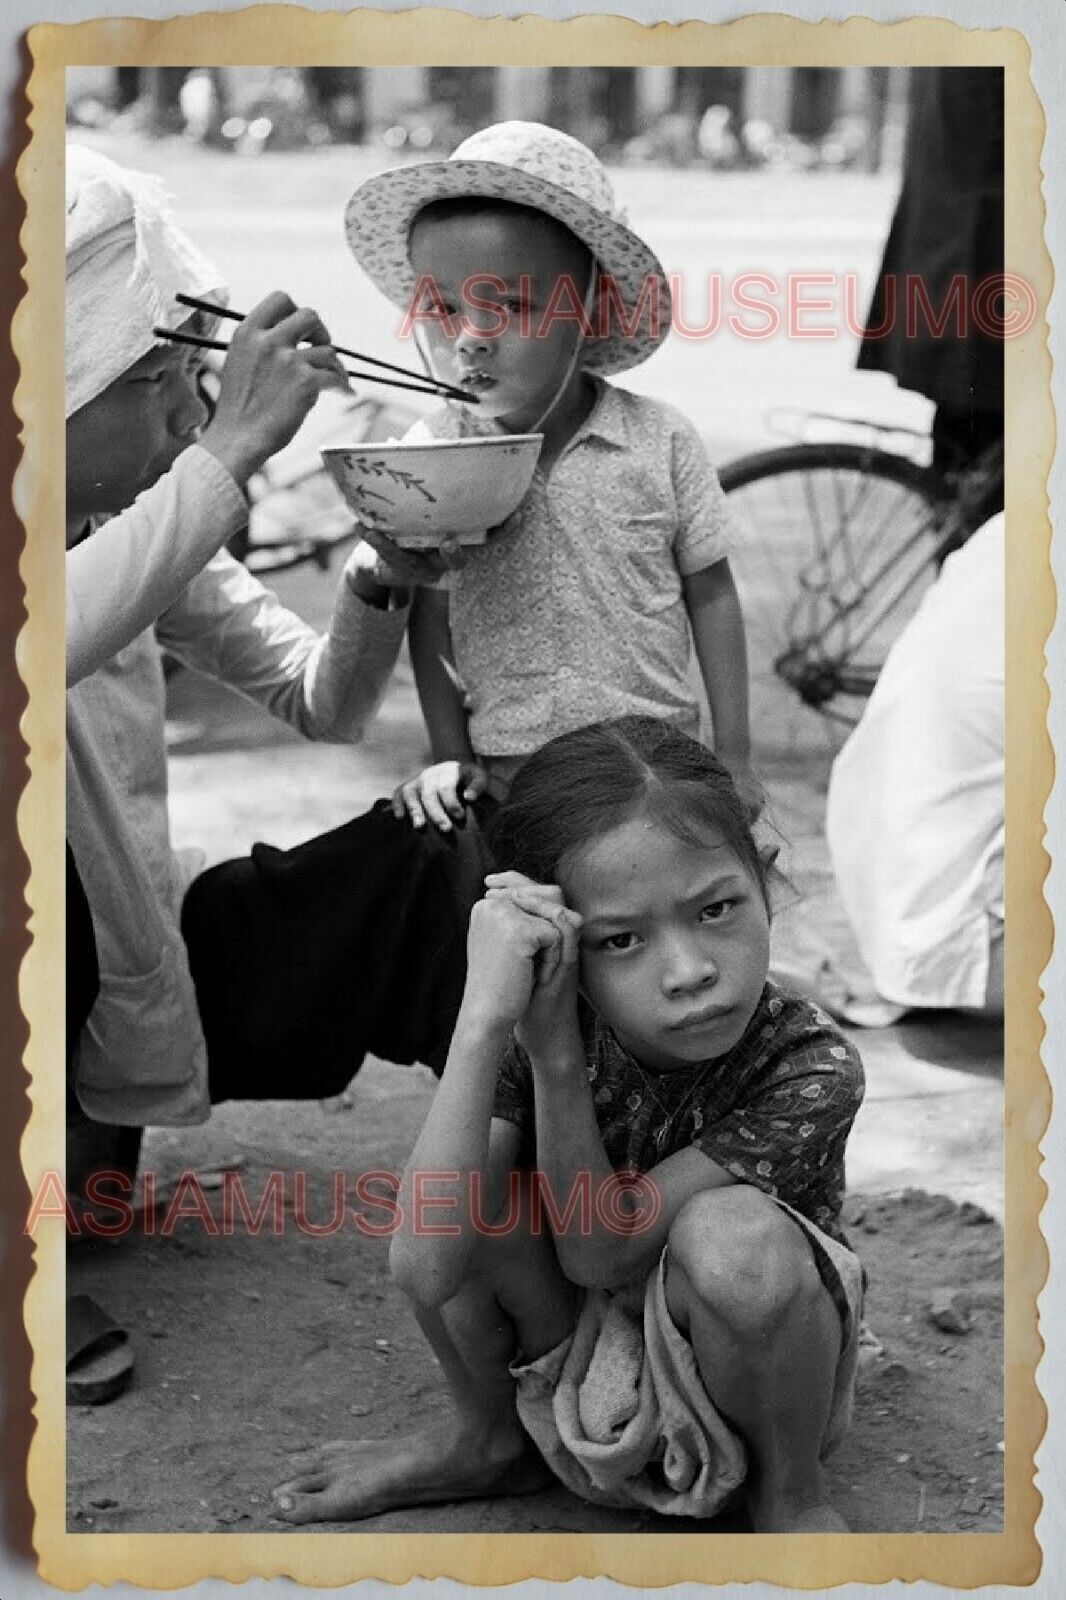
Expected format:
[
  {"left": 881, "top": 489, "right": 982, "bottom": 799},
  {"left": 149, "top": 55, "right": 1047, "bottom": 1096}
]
[{"left": 65, "top": 142, "right": 227, "bottom": 418}]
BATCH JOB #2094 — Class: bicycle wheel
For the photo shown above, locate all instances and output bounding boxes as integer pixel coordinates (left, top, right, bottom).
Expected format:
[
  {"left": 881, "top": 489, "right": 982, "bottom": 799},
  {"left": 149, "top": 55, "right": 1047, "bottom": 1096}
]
[{"left": 720, "top": 442, "right": 948, "bottom": 821}]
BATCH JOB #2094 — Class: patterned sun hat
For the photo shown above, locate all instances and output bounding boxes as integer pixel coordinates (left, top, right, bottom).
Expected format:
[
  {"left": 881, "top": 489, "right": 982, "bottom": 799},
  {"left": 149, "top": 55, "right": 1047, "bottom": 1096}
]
[{"left": 344, "top": 121, "right": 672, "bottom": 376}]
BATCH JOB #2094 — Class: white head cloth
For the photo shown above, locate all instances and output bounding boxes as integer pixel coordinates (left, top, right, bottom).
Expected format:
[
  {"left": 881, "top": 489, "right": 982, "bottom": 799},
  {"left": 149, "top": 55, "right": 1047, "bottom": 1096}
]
[{"left": 66, "top": 143, "right": 227, "bottom": 418}]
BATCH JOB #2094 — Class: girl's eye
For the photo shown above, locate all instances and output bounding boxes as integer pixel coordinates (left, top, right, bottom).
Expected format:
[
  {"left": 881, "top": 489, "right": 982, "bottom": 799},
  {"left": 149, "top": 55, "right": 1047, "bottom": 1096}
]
[
  {"left": 699, "top": 899, "right": 735, "bottom": 923},
  {"left": 603, "top": 932, "right": 639, "bottom": 953}
]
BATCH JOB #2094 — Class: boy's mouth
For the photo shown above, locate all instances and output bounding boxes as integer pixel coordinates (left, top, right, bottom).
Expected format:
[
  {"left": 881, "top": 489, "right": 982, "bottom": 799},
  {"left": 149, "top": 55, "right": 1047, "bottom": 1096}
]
[{"left": 458, "top": 370, "right": 497, "bottom": 394}]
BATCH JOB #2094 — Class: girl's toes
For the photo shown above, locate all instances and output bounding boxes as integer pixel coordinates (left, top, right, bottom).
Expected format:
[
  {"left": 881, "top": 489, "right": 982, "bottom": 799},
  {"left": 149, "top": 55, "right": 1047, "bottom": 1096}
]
[
  {"left": 271, "top": 1471, "right": 333, "bottom": 1522},
  {"left": 272, "top": 1472, "right": 367, "bottom": 1525},
  {"left": 272, "top": 1493, "right": 325, "bottom": 1525}
]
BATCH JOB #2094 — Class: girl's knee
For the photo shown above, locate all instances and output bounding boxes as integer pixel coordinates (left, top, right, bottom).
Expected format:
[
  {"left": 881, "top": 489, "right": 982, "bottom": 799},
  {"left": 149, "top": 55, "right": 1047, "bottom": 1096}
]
[{"left": 667, "top": 1187, "right": 822, "bottom": 1336}]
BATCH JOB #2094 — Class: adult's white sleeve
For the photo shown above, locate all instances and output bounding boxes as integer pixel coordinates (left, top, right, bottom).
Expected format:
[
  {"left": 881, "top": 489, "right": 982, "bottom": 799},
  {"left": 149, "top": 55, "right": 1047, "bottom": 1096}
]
[
  {"left": 66, "top": 444, "right": 247, "bottom": 687},
  {"left": 155, "top": 546, "right": 409, "bottom": 743}
]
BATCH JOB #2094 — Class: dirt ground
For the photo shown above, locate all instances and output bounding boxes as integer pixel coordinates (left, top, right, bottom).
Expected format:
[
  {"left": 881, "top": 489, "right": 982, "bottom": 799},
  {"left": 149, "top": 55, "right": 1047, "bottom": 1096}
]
[{"left": 67, "top": 1060, "right": 1003, "bottom": 1536}]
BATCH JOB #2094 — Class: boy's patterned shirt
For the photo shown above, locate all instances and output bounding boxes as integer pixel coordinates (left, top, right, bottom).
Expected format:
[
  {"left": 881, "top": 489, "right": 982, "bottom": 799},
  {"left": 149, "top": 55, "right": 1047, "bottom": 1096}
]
[
  {"left": 406, "top": 379, "right": 733, "bottom": 758},
  {"left": 492, "top": 980, "right": 865, "bottom": 1251}
]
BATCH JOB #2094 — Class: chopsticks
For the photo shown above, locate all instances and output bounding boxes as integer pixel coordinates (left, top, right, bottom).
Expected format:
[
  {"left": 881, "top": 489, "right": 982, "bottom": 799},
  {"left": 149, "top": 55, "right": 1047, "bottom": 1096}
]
[{"left": 157, "top": 291, "right": 477, "bottom": 405}]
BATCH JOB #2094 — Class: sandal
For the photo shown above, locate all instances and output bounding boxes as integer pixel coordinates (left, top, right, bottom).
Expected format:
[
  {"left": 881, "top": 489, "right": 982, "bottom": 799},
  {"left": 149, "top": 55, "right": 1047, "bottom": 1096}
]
[{"left": 66, "top": 1294, "right": 134, "bottom": 1406}]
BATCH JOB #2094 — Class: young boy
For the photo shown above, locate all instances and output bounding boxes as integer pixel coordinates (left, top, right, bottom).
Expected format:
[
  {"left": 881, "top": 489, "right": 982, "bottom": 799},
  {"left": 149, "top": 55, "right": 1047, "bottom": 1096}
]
[{"left": 342, "top": 121, "right": 755, "bottom": 825}]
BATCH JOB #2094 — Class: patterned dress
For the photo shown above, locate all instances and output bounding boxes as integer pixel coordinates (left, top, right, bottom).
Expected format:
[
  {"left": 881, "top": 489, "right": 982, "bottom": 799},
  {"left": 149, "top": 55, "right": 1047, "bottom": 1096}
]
[{"left": 492, "top": 979, "right": 866, "bottom": 1320}]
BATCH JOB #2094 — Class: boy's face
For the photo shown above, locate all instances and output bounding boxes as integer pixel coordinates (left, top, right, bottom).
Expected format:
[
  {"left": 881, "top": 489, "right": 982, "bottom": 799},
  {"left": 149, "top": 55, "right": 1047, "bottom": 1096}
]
[
  {"left": 561, "top": 815, "right": 771, "bottom": 1072},
  {"left": 66, "top": 320, "right": 211, "bottom": 537},
  {"left": 408, "top": 208, "right": 595, "bottom": 431}
]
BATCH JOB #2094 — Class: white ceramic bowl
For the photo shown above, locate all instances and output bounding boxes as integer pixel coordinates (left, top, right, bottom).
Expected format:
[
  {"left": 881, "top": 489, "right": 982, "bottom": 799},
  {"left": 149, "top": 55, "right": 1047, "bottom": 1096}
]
[{"left": 320, "top": 434, "right": 543, "bottom": 548}]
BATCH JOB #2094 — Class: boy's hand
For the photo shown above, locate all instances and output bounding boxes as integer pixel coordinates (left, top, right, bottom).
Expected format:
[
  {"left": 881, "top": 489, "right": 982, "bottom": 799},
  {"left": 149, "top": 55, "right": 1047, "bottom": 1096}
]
[
  {"left": 462, "top": 882, "right": 581, "bottom": 1041},
  {"left": 200, "top": 292, "right": 350, "bottom": 488},
  {"left": 483, "top": 872, "right": 584, "bottom": 1067},
  {"left": 391, "top": 760, "right": 488, "bottom": 833}
]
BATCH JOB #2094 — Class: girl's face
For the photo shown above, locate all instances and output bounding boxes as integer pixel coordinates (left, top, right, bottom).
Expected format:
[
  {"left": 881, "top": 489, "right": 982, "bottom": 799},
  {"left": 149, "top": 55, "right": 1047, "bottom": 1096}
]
[
  {"left": 407, "top": 208, "right": 594, "bottom": 432},
  {"left": 560, "top": 813, "right": 771, "bottom": 1072},
  {"left": 66, "top": 322, "right": 211, "bottom": 538}
]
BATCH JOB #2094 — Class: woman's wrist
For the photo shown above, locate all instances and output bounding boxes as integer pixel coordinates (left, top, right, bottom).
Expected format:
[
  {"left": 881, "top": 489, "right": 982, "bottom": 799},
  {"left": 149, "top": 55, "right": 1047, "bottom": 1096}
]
[{"left": 345, "top": 565, "right": 410, "bottom": 610}]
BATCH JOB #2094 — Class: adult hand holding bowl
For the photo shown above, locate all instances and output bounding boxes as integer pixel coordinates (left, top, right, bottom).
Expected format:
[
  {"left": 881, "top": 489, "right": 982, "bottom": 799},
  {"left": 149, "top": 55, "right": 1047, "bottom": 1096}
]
[{"left": 321, "top": 434, "right": 543, "bottom": 550}]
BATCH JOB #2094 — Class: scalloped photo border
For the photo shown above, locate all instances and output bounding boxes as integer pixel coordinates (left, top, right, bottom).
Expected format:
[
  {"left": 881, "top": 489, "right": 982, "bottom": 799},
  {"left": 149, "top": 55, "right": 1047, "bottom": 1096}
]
[{"left": 10, "top": 7, "right": 1054, "bottom": 1588}]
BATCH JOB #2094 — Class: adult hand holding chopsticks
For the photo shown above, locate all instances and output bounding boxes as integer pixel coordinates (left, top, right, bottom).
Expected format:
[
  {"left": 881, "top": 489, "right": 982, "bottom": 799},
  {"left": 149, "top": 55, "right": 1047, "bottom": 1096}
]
[
  {"left": 199, "top": 290, "right": 351, "bottom": 492},
  {"left": 191, "top": 291, "right": 453, "bottom": 589}
]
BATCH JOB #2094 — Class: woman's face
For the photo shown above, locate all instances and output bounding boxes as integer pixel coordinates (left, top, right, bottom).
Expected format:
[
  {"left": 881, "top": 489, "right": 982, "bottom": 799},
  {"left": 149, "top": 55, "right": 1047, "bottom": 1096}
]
[
  {"left": 66, "top": 323, "right": 211, "bottom": 538},
  {"left": 560, "top": 814, "right": 771, "bottom": 1072}
]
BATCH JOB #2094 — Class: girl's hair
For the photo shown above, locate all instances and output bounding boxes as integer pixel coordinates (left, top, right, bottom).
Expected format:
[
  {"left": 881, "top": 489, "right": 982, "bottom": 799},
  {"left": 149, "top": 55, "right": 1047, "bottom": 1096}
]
[{"left": 488, "top": 716, "right": 770, "bottom": 909}]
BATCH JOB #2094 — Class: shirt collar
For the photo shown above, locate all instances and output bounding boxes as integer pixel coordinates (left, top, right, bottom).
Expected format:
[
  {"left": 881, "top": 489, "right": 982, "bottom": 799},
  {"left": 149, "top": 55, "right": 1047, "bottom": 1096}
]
[
  {"left": 567, "top": 376, "right": 629, "bottom": 452},
  {"left": 452, "top": 374, "right": 628, "bottom": 451}
]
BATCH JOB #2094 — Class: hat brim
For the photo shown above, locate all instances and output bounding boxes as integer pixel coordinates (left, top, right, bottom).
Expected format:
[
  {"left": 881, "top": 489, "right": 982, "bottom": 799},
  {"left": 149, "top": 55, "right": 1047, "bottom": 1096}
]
[{"left": 344, "top": 159, "right": 671, "bottom": 376}]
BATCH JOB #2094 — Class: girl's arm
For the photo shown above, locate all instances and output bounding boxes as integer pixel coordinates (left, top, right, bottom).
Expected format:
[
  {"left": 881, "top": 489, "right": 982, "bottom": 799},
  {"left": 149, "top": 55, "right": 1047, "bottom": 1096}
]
[
  {"left": 388, "top": 892, "right": 560, "bottom": 1307},
  {"left": 396, "top": 588, "right": 488, "bottom": 831},
  {"left": 489, "top": 874, "right": 742, "bottom": 1293},
  {"left": 532, "top": 1075, "right": 738, "bottom": 1292},
  {"left": 683, "top": 558, "right": 755, "bottom": 798}
]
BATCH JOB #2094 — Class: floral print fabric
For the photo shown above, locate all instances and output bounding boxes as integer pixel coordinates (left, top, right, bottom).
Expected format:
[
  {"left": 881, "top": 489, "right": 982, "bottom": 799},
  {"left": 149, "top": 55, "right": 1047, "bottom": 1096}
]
[{"left": 492, "top": 980, "right": 865, "bottom": 1252}]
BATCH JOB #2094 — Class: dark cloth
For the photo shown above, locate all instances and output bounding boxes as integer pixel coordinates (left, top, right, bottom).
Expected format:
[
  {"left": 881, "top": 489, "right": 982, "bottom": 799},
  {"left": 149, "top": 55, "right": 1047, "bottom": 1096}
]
[
  {"left": 66, "top": 842, "right": 100, "bottom": 1075},
  {"left": 67, "top": 842, "right": 143, "bottom": 1194},
  {"left": 493, "top": 981, "right": 865, "bottom": 1251},
  {"left": 181, "top": 798, "right": 496, "bottom": 1102},
  {"left": 858, "top": 67, "right": 1004, "bottom": 455}
]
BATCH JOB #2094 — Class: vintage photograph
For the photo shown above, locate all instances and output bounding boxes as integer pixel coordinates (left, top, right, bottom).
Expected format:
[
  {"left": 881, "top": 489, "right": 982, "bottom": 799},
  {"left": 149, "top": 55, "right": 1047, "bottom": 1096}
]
[{"left": 30, "top": 31, "right": 1038, "bottom": 1575}]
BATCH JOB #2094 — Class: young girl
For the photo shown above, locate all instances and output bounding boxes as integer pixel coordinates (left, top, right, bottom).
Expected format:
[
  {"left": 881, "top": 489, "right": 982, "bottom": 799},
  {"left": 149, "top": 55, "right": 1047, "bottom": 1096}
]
[
  {"left": 342, "top": 121, "right": 755, "bottom": 825},
  {"left": 273, "top": 717, "right": 865, "bottom": 1532}
]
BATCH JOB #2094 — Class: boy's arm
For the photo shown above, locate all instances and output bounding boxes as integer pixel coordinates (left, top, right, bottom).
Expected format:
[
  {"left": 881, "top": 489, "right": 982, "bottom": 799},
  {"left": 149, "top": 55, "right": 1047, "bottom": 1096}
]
[
  {"left": 408, "top": 587, "right": 475, "bottom": 763},
  {"left": 397, "top": 588, "right": 488, "bottom": 831},
  {"left": 683, "top": 558, "right": 755, "bottom": 796}
]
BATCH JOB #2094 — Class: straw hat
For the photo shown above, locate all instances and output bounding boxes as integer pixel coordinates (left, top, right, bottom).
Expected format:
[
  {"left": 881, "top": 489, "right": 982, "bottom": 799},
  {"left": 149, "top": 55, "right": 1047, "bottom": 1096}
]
[{"left": 344, "top": 121, "right": 671, "bottom": 376}]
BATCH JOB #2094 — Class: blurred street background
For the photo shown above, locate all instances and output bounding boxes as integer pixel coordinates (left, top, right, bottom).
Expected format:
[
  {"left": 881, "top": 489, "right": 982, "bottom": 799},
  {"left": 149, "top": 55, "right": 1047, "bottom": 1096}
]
[{"left": 68, "top": 63, "right": 932, "bottom": 460}]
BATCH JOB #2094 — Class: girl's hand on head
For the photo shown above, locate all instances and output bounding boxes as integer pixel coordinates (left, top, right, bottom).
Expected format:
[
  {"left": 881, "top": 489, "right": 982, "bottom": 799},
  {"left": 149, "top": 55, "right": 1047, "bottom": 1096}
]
[
  {"left": 483, "top": 874, "right": 584, "bottom": 1065},
  {"left": 200, "top": 291, "right": 350, "bottom": 489},
  {"left": 515, "top": 902, "right": 582, "bottom": 1067},
  {"left": 462, "top": 893, "right": 568, "bottom": 1035},
  {"left": 391, "top": 760, "right": 488, "bottom": 833}
]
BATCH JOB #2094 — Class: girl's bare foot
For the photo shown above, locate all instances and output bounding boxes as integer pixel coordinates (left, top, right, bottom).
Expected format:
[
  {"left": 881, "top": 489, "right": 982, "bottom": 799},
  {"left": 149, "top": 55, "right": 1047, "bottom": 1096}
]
[{"left": 271, "top": 1417, "right": 551, "bottom": 1524}]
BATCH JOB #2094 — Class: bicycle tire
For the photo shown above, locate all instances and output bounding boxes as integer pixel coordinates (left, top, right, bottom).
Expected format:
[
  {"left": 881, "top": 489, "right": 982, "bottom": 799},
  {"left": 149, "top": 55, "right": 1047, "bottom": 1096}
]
[{"left": 719, "top": 441, "right": 949, "bottom": 821}]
